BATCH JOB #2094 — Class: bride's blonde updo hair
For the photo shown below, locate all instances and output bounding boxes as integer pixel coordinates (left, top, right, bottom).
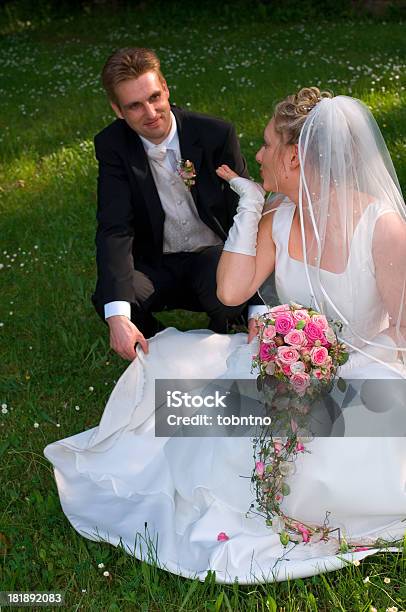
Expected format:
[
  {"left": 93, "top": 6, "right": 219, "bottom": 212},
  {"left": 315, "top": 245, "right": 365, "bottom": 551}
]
[{"left": 273, "top": 87, "right": 333, "bottom": 145}]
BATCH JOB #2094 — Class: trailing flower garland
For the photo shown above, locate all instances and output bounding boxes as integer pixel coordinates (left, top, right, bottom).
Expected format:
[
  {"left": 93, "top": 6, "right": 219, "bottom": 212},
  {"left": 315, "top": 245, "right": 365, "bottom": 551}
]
[{"left": 249, "top": 302, "right": 404, "bottom": 554}]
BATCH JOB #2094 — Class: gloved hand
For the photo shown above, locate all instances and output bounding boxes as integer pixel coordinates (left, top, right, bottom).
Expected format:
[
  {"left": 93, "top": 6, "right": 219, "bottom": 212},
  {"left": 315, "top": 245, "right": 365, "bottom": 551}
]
[{"left": 223, "top": 177, "right": 266, "bottom": 256}]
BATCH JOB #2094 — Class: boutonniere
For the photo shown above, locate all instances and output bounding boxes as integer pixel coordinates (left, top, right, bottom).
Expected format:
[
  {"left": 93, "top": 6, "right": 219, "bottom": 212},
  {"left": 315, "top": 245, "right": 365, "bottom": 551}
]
[{"left": 177, "top": 159, "right": 196, "bottom": 190}]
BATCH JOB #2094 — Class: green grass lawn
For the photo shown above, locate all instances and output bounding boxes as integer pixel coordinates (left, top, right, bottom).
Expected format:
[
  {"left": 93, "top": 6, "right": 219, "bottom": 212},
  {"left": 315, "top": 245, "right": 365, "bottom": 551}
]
[{"left": 1, "top": 3, "right": 406, "bottom": 610}]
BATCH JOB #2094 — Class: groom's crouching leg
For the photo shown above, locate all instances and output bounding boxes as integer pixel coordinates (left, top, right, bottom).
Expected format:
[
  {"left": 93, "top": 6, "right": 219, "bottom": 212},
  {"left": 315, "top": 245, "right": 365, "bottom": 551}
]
[
  {"left": 129, "top": 269, "right": 167, "bottom": 338},
  {"left": 187, "top": 246, "right": 247, "bottom": 334}
]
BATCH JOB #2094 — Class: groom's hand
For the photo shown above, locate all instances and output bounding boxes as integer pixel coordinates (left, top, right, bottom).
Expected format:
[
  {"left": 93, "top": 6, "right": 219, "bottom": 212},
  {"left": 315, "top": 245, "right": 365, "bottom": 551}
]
[
  {"left": 107, "top": 316, "right": 149, "bottom": 361},
  {"left": 247, "top": 317, "right": 259, "bottom": 343}
]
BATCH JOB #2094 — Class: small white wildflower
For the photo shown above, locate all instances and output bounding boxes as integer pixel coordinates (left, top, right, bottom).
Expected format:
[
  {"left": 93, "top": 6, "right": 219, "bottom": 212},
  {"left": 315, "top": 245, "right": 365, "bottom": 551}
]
[
  {"left": 88, "top": 386, "right": 94, "bottom": 392},
  {"left": 0, "top": 263, "right": 3, "bottom": 270},
  {"left": 75, "top": 405, "right": 80, "bottom": 411},
  {"left": 0, "top": 323, "right": 4, "bottom": 327},
  {"left": 33, "top": 422, "right": 39, "bottom": 428},
  {"left": 1, "top": 407, "right": 8, "bottom": 414},
  {"left": 103, "top": 571, "right": 110, "bottom": 577},
  {"left": 56, "top": 423, "right": 60, "bottom": 428},
  {"left": 1, "top": 403, "right": 7, "bottom": 409},
  {"left": 81, "top": 589, "right": 86, "bottom": 593},
  {"left": 97, "top": 562, "right": 104, "bottom": 569},
  {"left": 384, "top": 576, "right": 391, "bottom": 584},
  {"left": 363, "top": 576, "right": 370, "bottom": 583}
]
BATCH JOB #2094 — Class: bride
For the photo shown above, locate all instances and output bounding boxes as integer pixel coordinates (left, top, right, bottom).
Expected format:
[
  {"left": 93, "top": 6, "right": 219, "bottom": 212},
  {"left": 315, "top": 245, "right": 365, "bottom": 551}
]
[{"left": 44, "top": 87, "right": 406, "bottom": 584}]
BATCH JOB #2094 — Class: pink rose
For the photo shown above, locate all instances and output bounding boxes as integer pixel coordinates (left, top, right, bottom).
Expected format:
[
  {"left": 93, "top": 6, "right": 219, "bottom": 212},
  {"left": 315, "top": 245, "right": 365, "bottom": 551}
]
[
  {"left": 311, "top": 314, "right": 329, "bottom": 331},
  {"left": 255, "top": 461, "right": 265, "bottom": 477},
  {"left": 274, "top": 441, "right": 283, "bottom": 454},
  {"left": 310, "top": 346, "right": 329, "bottom": 366},
  {"left": 313, "top": 368, "right": 324, "bottom": 380},
  {"left": 290, "top": 372, "right": 311, "bottom": 394},
  {"left": 292, "top": 309, "right": 311, "bottom": 324},
  {"left": 320, "top": 334, "right": 330, "bottom": 347},
  {"left": 297, "top": 524, "right": 310, "bottom": 543},
  {"left": 270, "top": 304, "right": 290, "bottom": 316},
  {"left": 284, "top": 329, "right": 306, "bottom": 348},
  {"left": 296, "top": 441, "right": 305, "bottom": 452},
  {"left": 262, "top": 325, "right": 276, "bottom": 342},
  {"left": 281, "top": 364, "right": 292, "bottom": 376},
  {"left": 304, "top": 321, "right": 324, "bottom": 343},
  {"left": 217, "top": 532, "right": 229, "bottom": 542},
  {"left": 277, "top": 346, "right": 299, "bottom": 365},
  {"left": 275, "top": 313, "right": 295, "bottom": 335},
  {"left": 325, "top": 326, "right": 337, "bottom": 344},
  {"left": 259, "top": 343, "right": 274, "bottom": 362}
]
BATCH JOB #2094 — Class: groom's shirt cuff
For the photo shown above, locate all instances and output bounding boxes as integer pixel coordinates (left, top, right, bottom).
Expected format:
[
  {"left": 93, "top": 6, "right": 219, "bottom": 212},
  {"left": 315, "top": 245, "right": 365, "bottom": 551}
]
[
  {"left": 248, "top": 305, "right": 269, "bottom": 320},
  {"left": 104, "top": 301, "right": 131, "bottom": 320}
]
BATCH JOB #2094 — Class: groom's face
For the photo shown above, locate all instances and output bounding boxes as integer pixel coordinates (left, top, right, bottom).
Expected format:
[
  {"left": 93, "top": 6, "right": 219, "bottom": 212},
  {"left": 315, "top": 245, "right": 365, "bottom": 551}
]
[{"left": 111, "top": 71, "right": 172, "bottom": 143}]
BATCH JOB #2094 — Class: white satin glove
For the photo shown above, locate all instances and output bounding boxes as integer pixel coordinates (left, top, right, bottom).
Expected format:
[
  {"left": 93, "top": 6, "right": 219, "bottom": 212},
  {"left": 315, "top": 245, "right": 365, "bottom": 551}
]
[{"left": 223, "top": 178, "right": 266, "bottom": 256}]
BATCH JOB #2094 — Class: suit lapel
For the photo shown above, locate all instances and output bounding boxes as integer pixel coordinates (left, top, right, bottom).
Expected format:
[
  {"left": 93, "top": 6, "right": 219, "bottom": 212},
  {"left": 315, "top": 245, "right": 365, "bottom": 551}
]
[
  {"left": 173, "top": 107, "right": 204, "bottom": 210},
  {"left": 127, "top": 126, "right": 165, "bottom": 251}
]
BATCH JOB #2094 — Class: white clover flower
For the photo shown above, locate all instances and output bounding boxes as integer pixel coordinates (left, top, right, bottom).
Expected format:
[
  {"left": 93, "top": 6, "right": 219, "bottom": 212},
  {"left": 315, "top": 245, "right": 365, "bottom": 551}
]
[
  {"left": 383, "top": 576, "right": 391, "bottom": 584},
  {"left": 1, "top": 403, "right": 7, "bottom": 409},
  {"left": 33, "top": 422, "right": 39, "bottom": 428},
  {"left": 75, "top": 405, "right": 80, "bottom": 411},
  {"left": 97, "top": 562, "right": 104, "bottom": 569},
  {"left": 1, "top": 407, "right": 8, "bottom": 414},
  {"left": 363, "top": 576, "right": 370, "bottom": 583},
  {"left": 103, "top": 571, "right": 110, "bottom": 577},
  {"left": 88, "top": 386, "right": 94, "bottom": 392}
]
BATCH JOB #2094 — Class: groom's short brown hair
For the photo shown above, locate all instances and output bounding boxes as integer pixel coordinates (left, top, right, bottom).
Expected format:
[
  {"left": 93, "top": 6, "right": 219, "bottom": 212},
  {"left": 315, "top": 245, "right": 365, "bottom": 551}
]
[{"left": 101, "top": 47, "right": 164, "bottom": 104}]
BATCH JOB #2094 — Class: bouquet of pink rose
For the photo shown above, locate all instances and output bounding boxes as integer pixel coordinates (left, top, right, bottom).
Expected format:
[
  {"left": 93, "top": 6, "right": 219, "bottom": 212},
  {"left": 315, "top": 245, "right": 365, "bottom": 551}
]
[
  {"left": 252, "top": 302, "right": 349, "bottom": 397},
  {"left": 249, "top": 302, "right": 354, "bottom": 550}
]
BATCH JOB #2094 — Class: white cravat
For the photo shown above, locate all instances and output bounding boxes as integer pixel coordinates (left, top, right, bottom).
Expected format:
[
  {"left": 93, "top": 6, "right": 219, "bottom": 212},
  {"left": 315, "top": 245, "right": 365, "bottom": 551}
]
[
  {"left": 105, "top": 113, "right": 179, "bottom": 321},
  {"left": 146, "top": 145, "right": 178, "bottom": 173}
]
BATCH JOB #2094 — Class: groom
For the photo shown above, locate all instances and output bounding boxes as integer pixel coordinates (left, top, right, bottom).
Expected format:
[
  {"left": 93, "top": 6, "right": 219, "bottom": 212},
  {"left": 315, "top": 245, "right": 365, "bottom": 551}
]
[{"left": 92, "top": 47, "right": 262, "bottom": 360}]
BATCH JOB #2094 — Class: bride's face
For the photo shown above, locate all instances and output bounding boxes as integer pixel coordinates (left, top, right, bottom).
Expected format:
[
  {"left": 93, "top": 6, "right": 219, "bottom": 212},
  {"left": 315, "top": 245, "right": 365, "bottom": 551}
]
[{"left": 256, "top": 118, "right": 299, "bottom": 195}]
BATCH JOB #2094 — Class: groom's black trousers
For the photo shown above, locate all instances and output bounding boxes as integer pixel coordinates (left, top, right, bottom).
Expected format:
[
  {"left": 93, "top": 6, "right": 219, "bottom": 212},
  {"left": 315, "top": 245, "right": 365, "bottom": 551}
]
[{"left": 92, "top": 245, "right": 253, "bottom": 338}]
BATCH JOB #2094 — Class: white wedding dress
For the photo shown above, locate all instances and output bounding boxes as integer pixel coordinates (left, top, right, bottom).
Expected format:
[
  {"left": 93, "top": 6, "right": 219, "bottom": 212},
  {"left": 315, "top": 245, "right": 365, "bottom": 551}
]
[{"left": 44, "top": 200, "right": 406, "bottom": 584}]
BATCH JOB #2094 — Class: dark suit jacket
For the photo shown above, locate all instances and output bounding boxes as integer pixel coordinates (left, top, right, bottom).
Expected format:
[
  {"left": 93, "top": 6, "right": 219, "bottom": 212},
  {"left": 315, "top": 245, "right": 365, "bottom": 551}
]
[{"left": 93, "top": 105, "right": 249, "bottom": 307}]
